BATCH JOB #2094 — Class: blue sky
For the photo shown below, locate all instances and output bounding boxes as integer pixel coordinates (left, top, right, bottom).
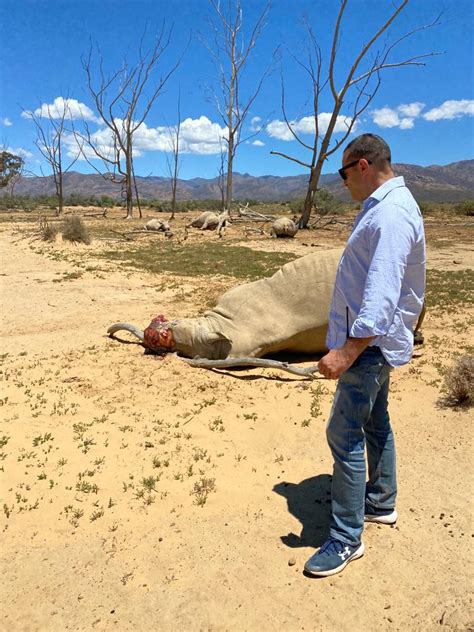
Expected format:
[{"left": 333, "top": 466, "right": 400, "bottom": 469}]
[{"left": 1, "top": 0, "right": 473, "bottom": 180}]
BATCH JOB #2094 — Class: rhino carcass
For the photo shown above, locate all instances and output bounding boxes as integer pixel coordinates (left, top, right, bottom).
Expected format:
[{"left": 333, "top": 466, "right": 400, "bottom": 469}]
[
  {"left": 271, "top": 217, "right": 298, "bottom": 238},
  {"left": 188, "top": 211, "right": 220, "bottom": 230},
  {"left": 145, "top": 219, "right": 171, "bottom": 232},
  {"left": 108, "top": 248, "right": 342, "bottom": 360},
  {"left": 187, "top": 210, "right": 230, "bottom": 233}
]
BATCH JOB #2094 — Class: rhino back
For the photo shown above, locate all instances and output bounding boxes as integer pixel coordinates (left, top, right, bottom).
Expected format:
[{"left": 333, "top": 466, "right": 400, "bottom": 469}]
[{"left": 205, "top": 248, "right": 342, "bottom": 357}]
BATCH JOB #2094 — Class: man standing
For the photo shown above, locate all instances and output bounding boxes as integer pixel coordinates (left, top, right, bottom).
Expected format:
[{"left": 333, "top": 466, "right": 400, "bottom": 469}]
[{"left": 304, "top": 134, "right": 426, "bottom": 577}]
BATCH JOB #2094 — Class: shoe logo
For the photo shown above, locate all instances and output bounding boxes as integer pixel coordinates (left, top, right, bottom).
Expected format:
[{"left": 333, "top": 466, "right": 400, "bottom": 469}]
[{"left": 337, "top": 546, "right": 351, "bottom": 561}]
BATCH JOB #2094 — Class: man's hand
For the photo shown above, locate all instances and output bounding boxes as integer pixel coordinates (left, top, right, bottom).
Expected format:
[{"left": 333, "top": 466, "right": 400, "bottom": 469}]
[{"left": 318, "top": 336, "right": 376, "bottom": 379}]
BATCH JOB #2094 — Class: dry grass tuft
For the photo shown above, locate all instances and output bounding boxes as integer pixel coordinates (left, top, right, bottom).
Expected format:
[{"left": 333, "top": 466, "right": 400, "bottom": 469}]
[
  {"left": 39, "top": 216, "right": 58, "bottom": 242},
  {"left": 62, "top": 215, "right": 91, "bottom": 245},
  {"left": 442, "top": 355, "right": 474, "bottom": 406}
]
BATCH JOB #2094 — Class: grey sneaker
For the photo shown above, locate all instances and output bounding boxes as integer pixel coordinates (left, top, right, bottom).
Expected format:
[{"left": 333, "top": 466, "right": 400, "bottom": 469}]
[
  {"left": 364, "top": 506, "right": 398, "bottom": 525},
  {"left": 304, "top": 538, "right": 365, "bottom": 577}
]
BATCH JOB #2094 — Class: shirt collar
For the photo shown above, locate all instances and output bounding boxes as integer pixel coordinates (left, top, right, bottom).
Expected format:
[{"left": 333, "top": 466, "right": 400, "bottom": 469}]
[{"left": 366, "top": 176, "right": 406, "bottom": 204}]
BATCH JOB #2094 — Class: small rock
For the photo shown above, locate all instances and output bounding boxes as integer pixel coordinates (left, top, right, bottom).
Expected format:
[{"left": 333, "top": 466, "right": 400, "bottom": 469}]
[
  {"left": 453, "top": 259, "right": 461, "bottom": 264},
  {"left": 288, "top": 557, "right": 297, "bottom": 566}
]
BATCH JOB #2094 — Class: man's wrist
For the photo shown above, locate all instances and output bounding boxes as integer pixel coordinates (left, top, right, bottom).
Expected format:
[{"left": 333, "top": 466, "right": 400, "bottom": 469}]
[{"left": 341, "top": 336, "right": 376, "bottom": 362}]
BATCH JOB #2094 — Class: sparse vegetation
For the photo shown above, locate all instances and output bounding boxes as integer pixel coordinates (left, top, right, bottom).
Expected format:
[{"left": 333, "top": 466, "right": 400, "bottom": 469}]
[
  {"left": 98, "top": 241, "right": 296, "bottom": 280},
  {"left": 441, "top": 355, "right": 473, "bottom": 406},
  {"left": 191, "top": 477, "right": 216, "bottom": 506},
  {"left": 61, "top": 215, "right": 91, "bottom": 244},
  {"left": 39, "top": 215, "right": 58, "bottom": 242},
  {"left": 426, "top": 269, "right": 474, "bottom": 312}
]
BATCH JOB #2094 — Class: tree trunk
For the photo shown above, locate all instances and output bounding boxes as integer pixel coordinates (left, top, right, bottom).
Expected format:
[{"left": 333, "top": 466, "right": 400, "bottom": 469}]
[
  {"left": 300, "top": 188, "right": 315, "bottom": 229},
  {"left": 132, "top": 168, "right": 142, "bottom": 219},
  {"left": 57, "top": 173, "right": 64, "bottom": 216},
  {"left": 300, "top": 147, "right": 332, "bottom": 227},
  {"left": 170, "top": 179, "right": 177, "bottom": 220},
  {"left": 125, "top": 135, "right": 133, "bottom": 219},
  {"left": 225, "top": 135, "right": 234, "bottom": 211}
]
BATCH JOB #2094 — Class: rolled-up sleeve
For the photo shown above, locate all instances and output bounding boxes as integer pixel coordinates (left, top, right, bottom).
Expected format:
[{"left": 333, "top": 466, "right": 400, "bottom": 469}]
[{"left": 350, "top": 204, "right": 413, "bottom": 338}]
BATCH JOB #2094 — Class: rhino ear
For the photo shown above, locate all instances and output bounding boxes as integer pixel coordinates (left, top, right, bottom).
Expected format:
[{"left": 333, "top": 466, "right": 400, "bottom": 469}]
[
  {"left": 201, "top": 330, "right": 232, "bottom": 359},
  {"left": 206, "top": 331, "right": 231, "bottom": 344}
]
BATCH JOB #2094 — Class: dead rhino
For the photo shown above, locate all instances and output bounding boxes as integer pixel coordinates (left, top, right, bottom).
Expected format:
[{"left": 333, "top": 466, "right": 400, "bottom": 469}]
[
  {"left": 187, "top": 211, "right": 220, "bottom": 230},
  {"left": 108, "top": 248, "right": 342, "bottom": 360},
  {"left": 187, "top": 210, "right": 230, "bottom": 233},
  {"left": 145, "top": 219, "right": 171, "bottom": 232},
  {"left": 271, "top": 217, "right": 298, "bottom": 238}
]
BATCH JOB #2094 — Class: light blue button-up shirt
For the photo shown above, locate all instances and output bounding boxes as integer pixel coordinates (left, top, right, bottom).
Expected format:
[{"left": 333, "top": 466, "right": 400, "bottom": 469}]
[{"left": 326, "top": 176, "right": 426, "bottom": 367}]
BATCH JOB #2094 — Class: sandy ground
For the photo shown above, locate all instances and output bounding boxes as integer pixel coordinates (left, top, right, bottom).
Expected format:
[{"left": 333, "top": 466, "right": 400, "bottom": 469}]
[{"left": 0, "top": 212, "right": 473, "bottom": 631}]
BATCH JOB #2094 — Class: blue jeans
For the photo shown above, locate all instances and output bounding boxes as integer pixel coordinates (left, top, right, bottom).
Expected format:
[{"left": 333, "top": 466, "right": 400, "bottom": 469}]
[{"left": 326, "top": 347, "right": 396, "bottom": 545}]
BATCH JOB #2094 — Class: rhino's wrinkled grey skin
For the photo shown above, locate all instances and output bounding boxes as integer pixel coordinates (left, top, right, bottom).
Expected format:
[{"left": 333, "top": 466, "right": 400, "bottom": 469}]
[
  {"left": 187, "top": 210, "right": 230, "bottom": 232},
  {"left": 145, "top": 219, "right": 171, "bottom": 232},
  {"left": 188, "top": 211, "right": 220, "bottom": 230},
  {"left": 271, "top": 217, "right": 298, "bottom": 238},
  {"left": 165, "top": 249, "right": 341, "bottom": 359},
  {"left": 108, "top": 249, "right": 342, "bottom": 359}
]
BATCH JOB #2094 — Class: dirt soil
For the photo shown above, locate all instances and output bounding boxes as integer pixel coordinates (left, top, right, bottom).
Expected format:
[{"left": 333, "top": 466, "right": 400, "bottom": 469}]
[{"left": 0, "top": 210, "right": 473, "bottom": 631}]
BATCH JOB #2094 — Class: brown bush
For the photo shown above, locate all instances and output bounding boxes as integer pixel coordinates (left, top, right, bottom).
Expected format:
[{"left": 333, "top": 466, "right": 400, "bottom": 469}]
[
  {"left": 61, "top": 215, "right": 91, "bottom": 245},
  {"left": 39, "top": 216, "right": 58, "bottom": 242},
  {"left": 442, "top": 355, "right": 474, "bottom": 406}
]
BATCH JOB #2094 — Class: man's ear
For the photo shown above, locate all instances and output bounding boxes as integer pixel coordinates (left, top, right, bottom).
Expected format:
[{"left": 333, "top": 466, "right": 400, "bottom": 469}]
[{"left": 359, "top": 158, "right": 371, "bottom": 173}]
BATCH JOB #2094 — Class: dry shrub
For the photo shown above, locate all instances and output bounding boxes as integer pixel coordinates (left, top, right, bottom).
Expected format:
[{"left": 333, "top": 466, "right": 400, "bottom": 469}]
[
  {"left": 62, "top": 215, "right": 91, "bottom": 245},
  {"left": 442, "top": 355, "right": 473, "bottom": 406},
  {"left": 39, "top": 216, "right": 58, "bottom": 242}
]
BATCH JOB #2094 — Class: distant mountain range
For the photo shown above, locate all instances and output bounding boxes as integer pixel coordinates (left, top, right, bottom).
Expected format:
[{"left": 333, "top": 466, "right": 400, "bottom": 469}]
[{"left": 11, "top": 160, "right": 474, "bottom": 203}]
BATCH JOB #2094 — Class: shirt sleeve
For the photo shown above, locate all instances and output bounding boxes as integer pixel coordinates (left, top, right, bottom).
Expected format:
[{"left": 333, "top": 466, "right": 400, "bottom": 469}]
[{"left": 350, "top": 204, "right": 414, "bottom": 338}]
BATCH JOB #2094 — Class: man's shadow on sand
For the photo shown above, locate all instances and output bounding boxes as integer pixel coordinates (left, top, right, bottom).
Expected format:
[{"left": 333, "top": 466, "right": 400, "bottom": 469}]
[{"left": 273, "top": 474, "right": 332, "bottom": 549}]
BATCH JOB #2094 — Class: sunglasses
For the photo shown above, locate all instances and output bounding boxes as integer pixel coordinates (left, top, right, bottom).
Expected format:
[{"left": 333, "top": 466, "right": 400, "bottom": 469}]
[{"left": 338, "top": 158, "right": 372, "bottom": 181}]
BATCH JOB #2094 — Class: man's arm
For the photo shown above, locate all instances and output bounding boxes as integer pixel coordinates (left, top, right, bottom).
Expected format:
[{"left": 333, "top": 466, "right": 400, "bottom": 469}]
[{"left": 318, "top": 336, "right": 376, "bottom": 379}]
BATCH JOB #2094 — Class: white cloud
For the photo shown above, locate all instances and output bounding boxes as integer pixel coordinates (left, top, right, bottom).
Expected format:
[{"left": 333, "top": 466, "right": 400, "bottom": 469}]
[
  {"left": 371, "top": 99, "right": 474, "bottom": 129},
  {"left": 67, "top": 115, "right": 229, "bottom": 161},
  {"left": 266, "top": 113, "right": 354, "bottom": 141},
  {"left": 397, "top": 102, "right": 425, "bottom": 118},
  {"left": 5, "top": 146, "right": 33, "bottom": 159},
  {"left": 423, "top": 99, "right": 474, "bottom": 121},
  {"left": 372, "top": 107, "right": 400, "bottom": 128},
  {"left": 371, "top": 102, "right": 425, "bottom": 129},
  {"left": 250, "top": 116, "right": 263, "bottom": 131},
  {"left": 266, "top": 120, "right": 294, "bottom": 140},
  {"left": 22, "top": 97, "right": 100, "bottom": 123},
  {"left": 399, "top": 118, "right": 415, "bottom": 130},
  {"left": 145, "top": 116, "right": 227, "bottom": 155},
  {"left": 1, "top": 117, "right": 12, "bottom": 127},
  {"left": 252, "top": 140, "right": 265, "bottom": 147}
]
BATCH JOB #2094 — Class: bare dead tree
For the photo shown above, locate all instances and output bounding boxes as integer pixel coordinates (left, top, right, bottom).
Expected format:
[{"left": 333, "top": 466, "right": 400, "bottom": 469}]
[
  {"left": 165, "top": 94, "right": 182, "bottom": 220},
  {"left": 26, "top": 102, "right": 81, "bottom": 215},
  {"left": 271, "top": 1, "right": 442, "bottom": 227},
  {"left": 206, "top": 0, "right": 271, "bottom": 211},
  {"left": 78, "top": 26, "right": 181, "bottom": 219},
  {"left": 217, "top": 139, "right": 227, "bottom": 211}
]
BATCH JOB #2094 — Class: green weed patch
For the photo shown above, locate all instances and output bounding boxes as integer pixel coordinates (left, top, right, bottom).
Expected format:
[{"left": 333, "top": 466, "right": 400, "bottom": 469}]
[
  {"left": 426, "top": 269, "right": 474, "bottom": 311},
  {"left": 96, "top": 241, "right": 297, "bottom": 280}
]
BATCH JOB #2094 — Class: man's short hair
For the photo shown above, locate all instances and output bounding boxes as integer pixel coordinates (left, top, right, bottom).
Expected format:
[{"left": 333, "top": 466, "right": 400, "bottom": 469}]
[{"left": 345, "top": 134, "right": 391, "bottom": 165}]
